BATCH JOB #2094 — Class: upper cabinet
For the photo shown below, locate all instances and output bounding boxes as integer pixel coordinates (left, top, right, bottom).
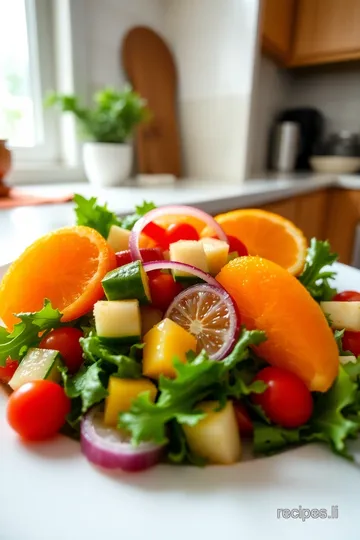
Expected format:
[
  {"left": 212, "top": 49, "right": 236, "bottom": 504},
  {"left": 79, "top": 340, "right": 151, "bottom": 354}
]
[
  {"left": 290, "top": 0, "right": 360, "bottom": 66},
  {"left": 261, "top": 0, "right": 360, "bottom": 67},
  {"left": 261, "top": 0, "right": 296, "bottom": 63}
]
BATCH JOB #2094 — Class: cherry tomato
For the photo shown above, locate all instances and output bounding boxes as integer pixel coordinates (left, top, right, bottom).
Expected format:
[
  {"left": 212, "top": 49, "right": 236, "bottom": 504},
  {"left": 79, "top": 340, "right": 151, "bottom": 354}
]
[
  {"left": 333, "top": 290, "right": 360, "bottom": 302},
  {"left": 149, "top": 274, "right": 183, "bottom": 312},
  {"left": 342, "top": 331, "right": 360, "bottom": 357},
  {"left": 209, "top": 234, "right": 248, "bottom": 256},
  {"left": 252, "top": 367, "right": 313, "bottom": 428},
  {"left": 0, "top": 358, "right": 19, "bottom": 384},
  {"left": 40, "top": 327, "right": 84, "bottom": 374},
  {"left": 143, "top": 222, "right": 169, "bottom": 250},
  {"left": 233, "top": 402, "right": 253, "bottom": 436},
  {"left": 7, "top": 380, "right": 70, "bottom": 441},
  {"left": 167, "top": 223, "right": 199, "bottom": 244}
]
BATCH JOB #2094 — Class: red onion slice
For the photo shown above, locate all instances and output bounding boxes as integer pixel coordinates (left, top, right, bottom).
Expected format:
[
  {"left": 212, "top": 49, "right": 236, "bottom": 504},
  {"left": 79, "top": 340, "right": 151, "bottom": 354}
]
[
  {"left": 130, "top": 205, "right": 228, "bottom": 261},
  {"left": 81, "top": 406, "right": 164, "bottom": 472},
  {"left": 142, "top": 260, "right": 221, "bottom": 288},
  {"left": 165, "top": 284, "right": 239, "bottom": 360}
]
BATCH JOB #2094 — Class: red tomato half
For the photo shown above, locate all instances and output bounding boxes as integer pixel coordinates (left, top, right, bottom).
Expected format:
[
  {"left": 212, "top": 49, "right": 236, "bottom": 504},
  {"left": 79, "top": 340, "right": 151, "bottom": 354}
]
[
  {"left": 149, "top": 274, "right": 183, "bottom": 312},
  {"left": 0, "top": 358, "right": 19, "bottom": 384},
  {"left": 167, "top": 223, "right": 199, "bottom": 244},
  {"left": 342, "top": 331, "right": 360, "bottom": 357},
  {"left": 252, "top": 367, "right": 313, "bottom": 428},
  {"left": 333, "top": 290, "right": 360, "bottom": 302},
  {"left": 40, "top": 327, "right": 84, "bottom": 374},
  {"left": 233, "top": 402, "right": 253, "bottom": 436},
  {"left": 7, "top": 380, "right": 70, "bottom": 441},
  {"left": 143, "top": 222, "right": 169, "bottom": 250}
]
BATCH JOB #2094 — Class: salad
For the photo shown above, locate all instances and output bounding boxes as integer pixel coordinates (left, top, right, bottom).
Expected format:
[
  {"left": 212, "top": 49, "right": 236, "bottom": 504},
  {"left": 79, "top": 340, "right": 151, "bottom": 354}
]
[{"left": 0, "top": 195, "right": 360, "bottom": 472}]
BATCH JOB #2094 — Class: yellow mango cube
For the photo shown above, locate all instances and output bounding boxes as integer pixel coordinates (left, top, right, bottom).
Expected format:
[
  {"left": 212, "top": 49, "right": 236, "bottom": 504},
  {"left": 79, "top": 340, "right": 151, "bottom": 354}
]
[
  {"left": 104, "top": 377, "right": 157, "bottom": 426},
  {"left": 143, "top": 318, "right": 197, "bottom": 379},
  {"left": 199, "top": 238, "right": 229, "bottom": 275}
]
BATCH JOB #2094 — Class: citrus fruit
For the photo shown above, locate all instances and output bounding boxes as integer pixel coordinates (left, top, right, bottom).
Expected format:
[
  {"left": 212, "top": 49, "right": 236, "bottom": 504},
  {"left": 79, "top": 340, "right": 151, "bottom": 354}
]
[
  {"left": 202, "top": 209, "right": 307, "bottom": 275},
  {"left": 216, "top": 256, "right": 339, "bottom": 392},
  {"left": 0, "top": 226, "right": 116, "bottom": 329},
  {"left": 165, "top": 283, "right": 239, "bottom": 359}
]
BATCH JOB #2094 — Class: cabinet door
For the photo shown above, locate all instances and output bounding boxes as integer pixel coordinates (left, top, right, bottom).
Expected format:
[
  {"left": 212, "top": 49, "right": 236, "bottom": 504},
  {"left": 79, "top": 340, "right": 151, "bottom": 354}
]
[
  {"left": 262, "top": 198, "right": 297, "bottom": 222},
  {"left": 291, "top": 0, "right": 360, "bottom": 66},
  {"left": 325, "top": 190, "right": 360, "bottom": 265},
  {"left": 295, "top": 190, "right": 328, "bottom": 242},
  {"left": 261, "top": 0, "right": 296, "bottom": 63}
]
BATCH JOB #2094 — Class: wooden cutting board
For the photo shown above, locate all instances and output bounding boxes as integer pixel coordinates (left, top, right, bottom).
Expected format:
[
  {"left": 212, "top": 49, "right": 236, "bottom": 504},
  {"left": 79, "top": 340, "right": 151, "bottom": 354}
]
[{"left": 122, "top": 26, "right": 182, "bottom": 177}]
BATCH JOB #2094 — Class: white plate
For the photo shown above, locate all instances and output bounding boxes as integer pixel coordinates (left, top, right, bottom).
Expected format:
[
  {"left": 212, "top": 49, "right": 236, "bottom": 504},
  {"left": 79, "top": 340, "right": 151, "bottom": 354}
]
[{"left": 1, "top": 262, "right": 360, "bottom": 540}]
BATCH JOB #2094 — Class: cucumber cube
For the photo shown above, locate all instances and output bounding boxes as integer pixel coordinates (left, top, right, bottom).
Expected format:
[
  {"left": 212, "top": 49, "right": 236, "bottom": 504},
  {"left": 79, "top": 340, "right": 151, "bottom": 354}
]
[
  {"left": 102, "top": 260, "right": 151, "bottom": 304},
  {"left": 94, "top": 300, "right": 141, "bottom": 344},
  {"left": 9, "top": 348, "right": 61, "bottom": 391}
]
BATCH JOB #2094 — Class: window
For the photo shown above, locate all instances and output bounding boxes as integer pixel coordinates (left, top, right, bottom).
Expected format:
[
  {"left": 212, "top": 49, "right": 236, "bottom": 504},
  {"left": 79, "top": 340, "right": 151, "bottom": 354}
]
[{"left": 0, "top": 0, "right": 58, "bottom": 163}]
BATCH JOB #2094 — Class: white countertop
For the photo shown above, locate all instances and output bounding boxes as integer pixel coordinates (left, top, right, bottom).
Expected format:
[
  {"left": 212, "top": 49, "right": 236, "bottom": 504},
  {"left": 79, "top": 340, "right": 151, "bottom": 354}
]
[{"left": 0, "top": 173, "right": 359, "bottom": 267}]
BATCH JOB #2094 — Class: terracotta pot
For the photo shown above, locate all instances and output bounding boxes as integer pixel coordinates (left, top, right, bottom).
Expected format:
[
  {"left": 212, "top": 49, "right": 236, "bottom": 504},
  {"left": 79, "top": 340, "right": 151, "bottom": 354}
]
[{"left": 0, "top": 140, "right": 11, "bottom": 197}]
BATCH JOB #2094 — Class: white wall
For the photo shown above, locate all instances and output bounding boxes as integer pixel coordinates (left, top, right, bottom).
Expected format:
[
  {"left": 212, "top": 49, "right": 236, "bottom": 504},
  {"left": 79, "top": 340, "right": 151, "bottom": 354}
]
[
  {"left": 287, "top": 63, "right": 360, "bottom": 136},
  {"left": 162, "top": 0, "right": 260, "bottom": 182},
  {"left": 86, "top": 0, "right": 166, "bottom": 94},
  {"left": 250, "top": 55, "right": 292, "bottom": 173}
]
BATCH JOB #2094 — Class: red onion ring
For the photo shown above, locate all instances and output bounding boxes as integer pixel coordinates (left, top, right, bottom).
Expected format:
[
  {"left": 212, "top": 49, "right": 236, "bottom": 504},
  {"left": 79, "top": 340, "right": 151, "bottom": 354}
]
[
  {"left": 130, "top": 205, "right": 228, "bottom": 261},
  {"left": 142, "top": 260, "right": 222, "bottom": 288},
  {"left": 81, "top": 406, "right": 164, "bottom": 472}
]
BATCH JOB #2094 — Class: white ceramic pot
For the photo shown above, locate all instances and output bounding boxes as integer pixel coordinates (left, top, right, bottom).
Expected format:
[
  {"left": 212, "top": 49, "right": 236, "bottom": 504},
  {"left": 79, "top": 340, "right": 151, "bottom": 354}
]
[{"left": 82, "top": 142, "right": 133, "bottom": 187}]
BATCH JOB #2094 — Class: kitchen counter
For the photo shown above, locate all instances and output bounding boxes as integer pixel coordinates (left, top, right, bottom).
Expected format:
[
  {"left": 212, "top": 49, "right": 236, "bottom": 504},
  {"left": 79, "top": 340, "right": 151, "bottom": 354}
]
[{"left": 0, "top": 173, "right": 359, "bottom": 266}]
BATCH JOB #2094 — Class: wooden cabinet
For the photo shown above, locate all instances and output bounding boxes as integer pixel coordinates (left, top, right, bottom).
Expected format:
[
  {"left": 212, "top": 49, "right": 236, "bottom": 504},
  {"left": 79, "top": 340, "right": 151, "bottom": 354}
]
[
  {"left": 325, "top": 190, "right": 360, "bottom": 264},
  {"left": 290, "top": 0, "right": 360, "bottom": 66},
  {"left": 261, "top": 0, "right": 296, "bottom": 63},
  {"left": 294, "top": 190, "right": 328, "bottom": 241},
  {"left": 262, "top": 197, "right": 297, "bottom": 221}
]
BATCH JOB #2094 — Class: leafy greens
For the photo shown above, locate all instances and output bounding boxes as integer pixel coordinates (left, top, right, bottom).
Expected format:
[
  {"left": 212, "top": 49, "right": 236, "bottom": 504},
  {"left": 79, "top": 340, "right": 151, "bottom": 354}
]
[{"left": 298, "top": 239, "right": 338, "bottom": 301}]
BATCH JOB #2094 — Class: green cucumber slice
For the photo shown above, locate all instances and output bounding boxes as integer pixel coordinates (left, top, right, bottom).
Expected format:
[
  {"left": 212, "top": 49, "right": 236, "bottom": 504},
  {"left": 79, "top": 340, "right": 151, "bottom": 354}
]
[
  {"left": 102, "top": 261, "right": 151, "bottom": 304},
  {"left": 94, "top": 300, "right": 141, "bottom": 344},
  {"left": 9, "top": 348, "right": 61, "bottom": 391}
]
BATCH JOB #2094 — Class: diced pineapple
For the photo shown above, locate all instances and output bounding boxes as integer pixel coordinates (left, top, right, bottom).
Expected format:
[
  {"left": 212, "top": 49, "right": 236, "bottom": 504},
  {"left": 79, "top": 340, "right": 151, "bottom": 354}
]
[
  {"left": 169, "top": 240, "right": 208, "bottom": 279},
  {"left": 104, "top": 377, "right": 157, "bottom": 426},
  {"left": 199, "top": 237, "right": 229, "bottom": 274},
  {"left": 183, "top": 401, "right": 241, "bottom": 465},
  {"left": 107, "top": 225, "right": 131, "bottom": 252},
  {"left": 339, "top": 355, "right": 357, "bottom": 365},
  {"left": 94, "top": 300, "right": 141, "bottom": 344},
  {"left": 140, "top": 306, "right": 163, "bottom": 337},
  {"left": 320, "top": 301, "right": 360, "bottom": 331},
  {"left": 143, "top": 318, "right": 197, "bottom": 379}
]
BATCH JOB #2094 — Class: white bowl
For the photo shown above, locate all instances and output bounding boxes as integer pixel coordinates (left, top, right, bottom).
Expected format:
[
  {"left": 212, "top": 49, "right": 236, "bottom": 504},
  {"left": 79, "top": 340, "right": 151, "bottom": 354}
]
[{"left": 310, "top": 155, "right": 360, "bottom": 174}]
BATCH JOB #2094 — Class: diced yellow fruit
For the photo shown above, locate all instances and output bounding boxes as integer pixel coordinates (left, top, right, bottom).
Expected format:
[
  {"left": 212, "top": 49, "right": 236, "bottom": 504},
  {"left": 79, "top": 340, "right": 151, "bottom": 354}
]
[
  {"left": 183, "top": 401, "right": 241, "bottom": 465},
  {"left": 143, "top": 318, "right": 197, "bottom": 379},
  {"left": 169, "top": 240, "right": 208, "bottom": 277},
  {"left": 94, "top": 300, "right": 141, "bottom": 339},
  {"left": 199, "top": 237, "right": 229, "bottom": 274},
  {"left": 320, "top": 301, "right": 360, "bottom": 331},
  {"left": 104, "top": 377, "right": 157, "bottom": 426},
  {"left": 107, "top": 225, "right": 131, "bottom": 252},
  {"left": 140, "top": 306, "right": 163, "bottom": 337}
]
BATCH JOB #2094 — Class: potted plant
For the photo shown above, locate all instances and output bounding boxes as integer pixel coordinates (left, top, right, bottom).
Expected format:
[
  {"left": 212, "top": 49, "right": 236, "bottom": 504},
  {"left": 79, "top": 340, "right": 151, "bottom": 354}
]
[{"left": 46, "top": 86, "right": 150, "bottom": 187}]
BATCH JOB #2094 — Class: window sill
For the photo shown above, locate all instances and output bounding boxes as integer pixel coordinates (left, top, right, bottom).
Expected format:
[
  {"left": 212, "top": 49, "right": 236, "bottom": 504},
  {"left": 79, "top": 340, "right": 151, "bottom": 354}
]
[{"left": 7, "top": 164, "right": 85, "bottom": 185}]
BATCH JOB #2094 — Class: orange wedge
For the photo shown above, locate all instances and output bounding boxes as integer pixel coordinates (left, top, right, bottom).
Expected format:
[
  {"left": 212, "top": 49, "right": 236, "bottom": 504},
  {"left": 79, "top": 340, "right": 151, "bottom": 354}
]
[
  {"left": 217, "top": 256, "right": 339, "bottom": 392},
  {"left": 202, "top": 209, "right": 307, "bottom": 275},
  {"left": 0, "top": 226, "right": 117, "bottom": 329}
]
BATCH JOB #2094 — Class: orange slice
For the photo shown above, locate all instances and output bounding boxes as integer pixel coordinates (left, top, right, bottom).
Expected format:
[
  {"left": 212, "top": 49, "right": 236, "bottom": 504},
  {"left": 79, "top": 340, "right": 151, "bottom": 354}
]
[
  {"left": 217, "top": 256, "right": 339, "bottom": 392},
  {"left": 0, "top": 226, "right": 117, "bottom": 329},
  {"left": 202, "top": 209, "right": 307, "bottom": 275}
]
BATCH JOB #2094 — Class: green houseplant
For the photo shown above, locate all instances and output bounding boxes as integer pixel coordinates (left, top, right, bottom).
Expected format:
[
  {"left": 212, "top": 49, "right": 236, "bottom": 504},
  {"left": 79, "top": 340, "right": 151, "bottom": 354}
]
[{"left": 47, "top": 86, "right": 150, "bottom": 186}]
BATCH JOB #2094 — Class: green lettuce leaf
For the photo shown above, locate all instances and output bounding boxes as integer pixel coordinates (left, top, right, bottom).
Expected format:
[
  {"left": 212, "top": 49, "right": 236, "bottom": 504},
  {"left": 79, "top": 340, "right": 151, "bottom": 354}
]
[
  {"left": 73, "top": 194, "right": 121, "bottom": 238},
  {"left": 61, "top": 361, "right": 108, "bottom": 414},
  {"left": 253, "top": 423, "right": 302, "bottom": 455},
  {"left": 167, "top": 421, "right": 206, "bottom": 466},
  {"left": 80, "top": 335, "right": 142, "bottom": 378},
  {"left": 298, "top": 239, "right": 338, "bottom": 301},
  {"left": 0, "top": 300, "right": 62, "bottom": 366},
  {"left": 119, "top": 329, "right": 266, "bottom": 445},
  {"left": 120, "top": 201, "right": 156, "bottom": 230}
]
